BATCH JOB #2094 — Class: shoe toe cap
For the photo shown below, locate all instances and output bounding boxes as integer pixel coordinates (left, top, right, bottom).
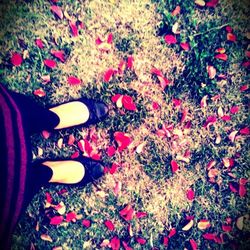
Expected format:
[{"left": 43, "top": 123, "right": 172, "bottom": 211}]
[{"left": 95, "top": 102, "right": 109, "bottom": 120}]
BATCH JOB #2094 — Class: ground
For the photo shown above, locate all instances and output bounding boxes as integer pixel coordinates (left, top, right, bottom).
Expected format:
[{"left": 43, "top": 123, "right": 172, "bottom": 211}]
[{"left": 0, "top": 0, "right": 249, "bottom": 249}]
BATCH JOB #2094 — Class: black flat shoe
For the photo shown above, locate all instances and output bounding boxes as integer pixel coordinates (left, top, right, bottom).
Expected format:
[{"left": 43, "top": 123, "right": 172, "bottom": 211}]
[
  {"left": 78, "top": 97, "right": 109, "bottom": 126},
  {"left": 75, "top": 156, "right": 104, "bottom": 186}
]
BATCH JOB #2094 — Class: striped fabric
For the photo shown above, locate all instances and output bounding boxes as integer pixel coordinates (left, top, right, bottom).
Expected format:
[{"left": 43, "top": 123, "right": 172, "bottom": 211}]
[{"left": 0, "top": 84, "right": 29, "bottom": 250}]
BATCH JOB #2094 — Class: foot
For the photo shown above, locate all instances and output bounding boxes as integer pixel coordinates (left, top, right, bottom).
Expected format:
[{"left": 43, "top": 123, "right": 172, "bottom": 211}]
[
  {"left": 42, "top": 157, "right": 104, "bottom": 185},
  {"left": 50, "top": 98, "right": 108, "bottom": 130}
]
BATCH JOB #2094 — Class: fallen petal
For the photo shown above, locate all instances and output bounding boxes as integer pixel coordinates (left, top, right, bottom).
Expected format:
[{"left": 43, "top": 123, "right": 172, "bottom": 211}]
[
  {"left": 50, "top": 5, "right": 63, "bottom": 19},
  {"left": 164, "top": 35, "right": 177, "bottom": 44},
  {"left": 11, "top": 52, "right": 23, "bottom": 66}
]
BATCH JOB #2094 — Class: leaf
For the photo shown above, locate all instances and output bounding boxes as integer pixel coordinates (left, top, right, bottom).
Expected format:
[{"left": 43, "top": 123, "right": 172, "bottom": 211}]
[
  {"left": 180, "top": 42, "right": 190, "bottom": 51},
  {"left": 198, "top": 220, "right": 211, "bottom": 230},
  {"left": 50, "top": 50, "right": 65, "bottom": 62},
  {"left": 171, "top": 5, "right": 181, "bottom": 16},
  {"left": 171, "top": 160, "right": 179, "bottom": 173},
  {"left": 190, "top": 239, "right": 198, "bottom": 250},
  {"left": 11, "top": 52, "right": 23, "bottom": 66},
  {"left": 34, "top": 88, "right": 46, "bottom": 97},
  {"left": 67, "top": 76, "right": 81, "bottom": 85},
  {"left": 182, "top": 219, "right": 194, "bottom": 231},
  {"left": 104, "top": 220, "right": 115, "bottom": 231},
  {"left": 50, "top": 5, "right": 63, "bottom": 19},
  {"left": 110, "top": 236, "right": 120, "bottom": 250},
  {"left": 82, "top": 219, "right": 91, "bottom": 227},
  {"left": 195, "top": 0, "right": 206, "bottom": 7},
  {"left": 35, "top": 39, "right": 44, "bottom": 49},
  {"left": 69, "top": 20, "right": 79, "bottom": 37},
  {"left": 136, "top": 237, "right": 146, "bottom": 245},
  {"left": 227, "top": 33, "right": 236, "bottom": 42},
  {"left": 43, "top": 59, "right": 57, "bottom": 69},
  {"left": 50, "top": 216, "right": 64, "bottom": 225},
  {"left": 207, "top": 66, "right": 216, "bottom": 79},
  {"left": 236, "top": 216, "right": 244, "bottom": 230},
  {"left": 41, "top": 234, "right": 53, "bottom": 242},
  {"left": 215, "top": 54, "right": 228, "bottom": 61},
  {"left": 122, "top": 95, "right": 137, "bottom": 111},
  {"left": 164, "top": 35, "right": 177, "bottom": 44},
  {"left": 186, "top": 189, "right": 195, "bottom": 201}
]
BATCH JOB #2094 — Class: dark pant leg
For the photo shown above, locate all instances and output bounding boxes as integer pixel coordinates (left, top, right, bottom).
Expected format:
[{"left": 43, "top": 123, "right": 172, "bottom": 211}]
[{"left": 8, "top": 91, "right": 60, "bottom": 134}]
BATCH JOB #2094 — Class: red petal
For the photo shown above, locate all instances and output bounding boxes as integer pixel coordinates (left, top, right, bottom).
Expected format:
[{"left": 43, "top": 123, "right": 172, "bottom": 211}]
[
  {"left": 109, "top": 163, "right": 119, "bottom": 174},
  {"left": 171, "top": 160, "right": 179, "bottom": 173},
  {"left": 111, "top": 94, "right": 122, "bottom": 103},
  {"left": 186, "top": 189, "right": 195, "bottom": 201},
  {"left": 121, "top": 241, "right": 133, "bottom": 250},
  {"left": 122, "top": 95, "right": 137, "bottom": 111},
  {"left": 207, "top": 66, "right": 216, "bottom": 79},
  {"left": 163, "top": 236, "right": 169, "bottom": 246},
  {"left": 113, "top": 181, "right": 122, "bottom": 196},
  {"left": 110, "top": 236, "right": 120, "bottom": 250},
  {"left": 91, "top": 153, "right": 101, "bottom": 161},
  {"left": 229, "top": 182, "right": 238, "bottom": 193},
  {"left": 158, "top": 76, "right": 171, "bottom": 89},
  {"left": 180, "top": 42, "right": 190, "bottom": 51},
  {"left": 35, "top": 39, "right": 44, "bottom": 49},
  {"left": 43, "top": 59, "right": 57, "bottom": 69},
  {"left": 239, "top": 127, "right": 249, "bottom": 135},
  {"left": 107, "top": 146, "right": 116, "bottom": 157},
  {"left": 127, "top": 56, "right": 134, "bottom": 70},
  {"left": 118, "top": 60, "right": 126, "bottom": 75},
  {"left": 82, "top": 219, "right": 91, "bottom": 227},
  {"left": 71, "top": 151, "right": 79, "bottom": 159},
  {"left": 230, "top": 106, "right": 240, "bottom": 114},
  {"left": 168, "top": 228, "right": 176, "bottom": 238},
  {"left": 103, "top": 68, "right": 115, "bottom": 82},
  {"left": 34, "top": 88, "right": 46, "bottom": 97},
  {"left": 50, "top": 50, "right": 65, "bottom": 62},
  {"left": 69, "top": 20, "right": 79, "bottom": 37},
  {"left": 107, "top": 33, "right": 113, "bottom": 44},
  {"left": 239, "top": 185, "right": 247, "bottom": 197},
  {"left": 242, "top": 61, "right": 250, "bottom": 68},
  {"left": 181, "top": 107, "right": 188, "bottom": 123},
  {"left": 239, "top": 178, "right": 248, "bottom": 185},
  {"left": 114, "top": 132, "right": 132, "bottom": 152},
  {"left": 135, "top": 212, "right": 147, "bottom": 219},
  {"left": 95, "top": 36, "right": 103, "bottom": 45},
  {"left": 222, "top": 225, "right": 232, "bottom": 232},
  {"left": 136, "top": 237, "right": 146, "bottom": 245},
  {"left": 203, "top": 115, "right": 217, "bottom": 128},
  {"left": 225, "top": 26, "right": 232, "bottom": 32},
  {"left": 164, "top": 35, "right": 177, "bottom": 44},
  {"left": 11, "top": 52, "right": 23, "bottom": 66},
  {"left": 68, "top": 134, "right": 75, "bottom": 145},
  {"left": 66, "top": 212, "right": 77, "bottom": 222},
  {"left": 221, "top": 115, "right": 231, "bottom": 121},
  {"left": 215, "top": 54, "right": 228, "bottom": 61},
  {"left": 206, "top": 0, "right": 219, "bottom": 7},
  {"left": 152, "top": 101, "right": 160, "bottom": 110},
  {"left": 119, "top": 204, "right": 134, "bottom": 221},
  {"left": 171, "top": 5, "right": 181, "bottom": 16},
  {"left": 190, "top": 239, "right": 198, "bottom": 250},
  {"left": 151, "top": 67, "right": 163, "bottom": 77},
  {"left": 227, "top": 33, "right": 236, "bottom": 42},
  {"left": 50, "top": 216, "right": 64, "bottom": 225},
  {"left": 50, "top": 5, "right": 63, "bottom": 19},
  {"left": 172, "top": 98, "right": 182, "bottom": 107},
  {"left": 67, "top": 76, "right": 81, "bottom": 85},
  {"left": 203, "top": 233, "right": 216, "bottom": 240},
  {"left": 45, "top": 192, "right": 53, "bottom": 203},
  {"left": 104, "top": 220, "right": 115, "bottom": 231},
  {"left": 240, "top": 85, "right": 248, "bottom": 92}
]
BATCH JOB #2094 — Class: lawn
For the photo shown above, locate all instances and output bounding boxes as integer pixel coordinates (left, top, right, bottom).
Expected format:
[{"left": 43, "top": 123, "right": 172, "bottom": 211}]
[{"left": 0, "top": 0, "right": 249, "bottom": 249}]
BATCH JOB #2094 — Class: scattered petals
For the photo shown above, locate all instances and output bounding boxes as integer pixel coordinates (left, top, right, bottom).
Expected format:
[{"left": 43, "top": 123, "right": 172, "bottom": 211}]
[
  {"left": 113, "top": 181, "right": 122, "bottom": 196},
  {"left": 222, "top": 225, "right": 232, "bottom": 232},
  {"left": 119, "top": 204, "right": 134, "bottom": 221},
  {"left": 228, "top": 130, "right": 238, "bottom": 143},
  {"left": 67, "top": 76, "right": 81, "bottom": 85},
  {"left": 103, "top": 68, "right": 115, "bottom": 82},
  {"left": 200, "top": 95, "right": 208, "bottom": 108},
  {"left": 107, "top": 145, "right": 116, "bottom": 157},
  {"left": 50, "top": 50, "right": 65, "bottom": 62},
  {"left": 239, "top": 185, "right": 247, "bottom": 197},
  {"left": 239, "top": 127, "right": 249, "bottom": 135},
  {"left": 110, "top": 236, "right": 120, "bottom": 250},
  {"left": 180, "top": 42, "right": 190, "bottom": 51},
  {"left": 69, "top": 20, "right": 79, "bottom": 37},
  {"left": 44, "top": 59, "right": 57, "bottom": 69},
  {"left": 190, "top": 239, "right": 198, "bottom": 250},
  {"left": 66, "top": 212, "right": 77, "bottom": 222},
  {"left": 215, "top": 48, "right": 226, "bottom": 53},
  {"left": 127, "top": 55, "right": 134, "bottom": 70},
  {"left": 136, "top": 212, "right": 148, "bottom": 219},
  {"left": 240, "top": 85, "right": 248, "bottom": 92},
  {"left": 136, "top": 237, "right": 146, "bottom": 245},
  {"left": 227, "top": 33, "right": 236, "bottom": 42},
  {"left": 203, "top": 233, "right": 216, "bottom": 240},
  {"left": 230, "top": 106, "right": 240, "bottom": 114},
  {"left": 122, "top": 241, "right": 133, "bottom": 250},
  {"left": 206, "top": 0, "right": 219, "bottom": 7},
  {"left": 104, "top": 220, "right": 115, "bottom": 231},
  {"left": 122, "top": 95, "right": 137, "bottom": 111},
  {"left": 182, "top": 219, "right": 194, "bottom": 231},
  {"left": 50, "top": 216, "right": 64, "bottom": 225},
  {"left": 171, "top": 5, "right": 181, "bottom": 16},
  {"left": 35, "top": 39, "right": 44, "bottom": 49},
  {"left": 164, "top": 35, "right": 177, "bottom": 44},
  {"left": 171, "top": 160, "right": 179, "bottom": 173},
  {"left": 195, "top": 0, "right": 206, "bottom": 7},
  {"left": 168, "top": 228, "right": 176, "bottom": 238},
  {"left": 50, "top": 5, "right": 63, "bottom": 19},
  {"left": 186, "top": 189, "right": 195, "bottom": 201},
  {"left": 114, "top": 132, "right": 132, "bottom": 152},
  {"left": 82, "top": 219, "right": 91, "bottom": 228},
  {"left": 198, "top": 220, "right": 211, "bottom": 230}
]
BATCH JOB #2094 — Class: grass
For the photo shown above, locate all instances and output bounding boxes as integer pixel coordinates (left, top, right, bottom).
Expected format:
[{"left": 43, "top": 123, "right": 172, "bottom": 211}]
[{"left": 0, "top": 0, "right": 249, "bottom": 249}]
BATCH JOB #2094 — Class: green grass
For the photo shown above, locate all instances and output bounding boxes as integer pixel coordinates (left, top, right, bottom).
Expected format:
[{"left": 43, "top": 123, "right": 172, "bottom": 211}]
[{"left": 0, "top": 0, "right": 249, "bottom": 249}]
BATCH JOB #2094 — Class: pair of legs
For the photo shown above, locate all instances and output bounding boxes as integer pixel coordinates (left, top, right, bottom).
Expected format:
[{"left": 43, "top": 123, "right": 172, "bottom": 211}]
[{"left": 12, "top": 91, "right": 108, "bottom": 186}]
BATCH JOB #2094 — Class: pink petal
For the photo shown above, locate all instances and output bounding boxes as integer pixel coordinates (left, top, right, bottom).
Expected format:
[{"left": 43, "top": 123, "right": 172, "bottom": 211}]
[
  {"left": 50, "top": 5, "right": 63, "bottom": 19},
  {"left": 215, "top": 54, "right": 228, "bottom": 61},
  {"left": 110, "top": 236, "right": 120, "bottom": 250},
  {"left": 50, "top": 50, "right": 65, "bottom": 62},
  {"left": 121, "top": 241, "right": 133, "bottom": 250},
  {"left": 67, "top": 76, "right": 81, "bottom": 85},
  {"left": 190, "top": 239, "right": 198, "bottom": 250},
  {"left": 203, "top": 233, "right": 216, "bottom": 241},
  {"left": 109, "top": 162, "right": 119, "bottom": 174},
  {"left": 240, "top": 85, "right": 248, "bottom": 92},
  {"left": 107, "top": 146, "right": 116, "bottom": 157},
  {"left": 239, "top": 127, "right": 249, "bottom": 135},
  {"left": 71, "top": 151, "right": 79, "bottom": 159},
  {"left": 135, "top": 212, "right": 148, "bottom": 219},
  {"left": 104, "top": 220, "right": 115, "bottom": 231},
  {"left": 11, "top": 52, "right": 23, "bottom": 66},
  {"left": 113, "top": 181, "right": 122, "bottom": 196},
  {"left": 207, "top": 66, "right": 216, "bottom": 79},
  {"left": 95, "top": 37, "right": 103, "bottom": 45},
  {"left": 122, "top": 95, "right": 137, "bottom": 111},
  {"left": 171, "top": 160, "right": 179, "bottom": 173},
  {"left": 239, "top": 185, "right": 247, "bottom": 197},
  {"left": 50, "top": 216, "right": 64, "bottom": 225},
  {"left": 69, "top": 20, "right": 78, "bottom": 37},
  {"left": 227, "top": 33, "right": 236, "bottom": 42},
  {"left": 152, "top": 101, "right": 160, "bottom": 110},
  {"left": 127, "top": 56, "right": 134, "bottom": 70},
  {"left": 171, "top": 5, "right": 181, "bottom": 16},
  {"left": 180, "top": 42, "right": 190, "bottom": 51},
  {"left": 168, "top": 228, "right": 176, "bottom": 238},
  {"left": 222, "top": 225, "right": 232, "bottom": 232},
  {"left": 186, "top": 189, "right": 195, "bottom": 201},
  {"left": 103, "top": 68, "right": 115, "bottom": 82},
  {"left": 119, "top": 204, "right": 134, "bottom": 221},
  {"left": 164, "top": 35, "right": 177, "bottom": 44},
  {"left": 229, "top": 182, "right": 238, "bottom": 193},
  {"left": 163, "top": 236, "right": 169, "bottom": 246},
  {"left": 157, "top": 76, "right": 171, "bottom": 89},
  {"left": 66, "top": 211, "right": 77, "bottom": 222},
  {"left": 225, "top": 26, "right": 233, "bottom": 32},
  {"left": 172, "top": 98, "right": 182, "bottom": 107},
  {"left": 136, "top": 237, "right": 146, "bottom": 245},
  {"left": 200, "top": 95, "right": 208, "bottom": 108},
  {"left": 45, "top": 192, "right": 53, "bottom": 203},
  {"left": 206, "top": 0, "right": 219, "bottom": 7},
  {"left": 43, "top": 59, "right": 57, "bottom": 69},
  {"left": 114, "top": 132, "right": 132, "bottom": 152},
  {"left": 34, "top": 88, "right": 46, "bottom": 97},
  {"left": 111, "top": 94, "right": 122, "bottom": 103},
  {"left": 35, "top": 39, "right": 44, "bottom": 49},
  {"left": 107, "top": 33, "right": 113, "bottom": 44},
  {"left": 82, "top": 219, "right": 91, "bottom": 227},
  {"left": 221, "top": 115, "right": 231, "bottom": 121},
  {"left": 230, "top": 105, "right": 240, "bottom": 114}
]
